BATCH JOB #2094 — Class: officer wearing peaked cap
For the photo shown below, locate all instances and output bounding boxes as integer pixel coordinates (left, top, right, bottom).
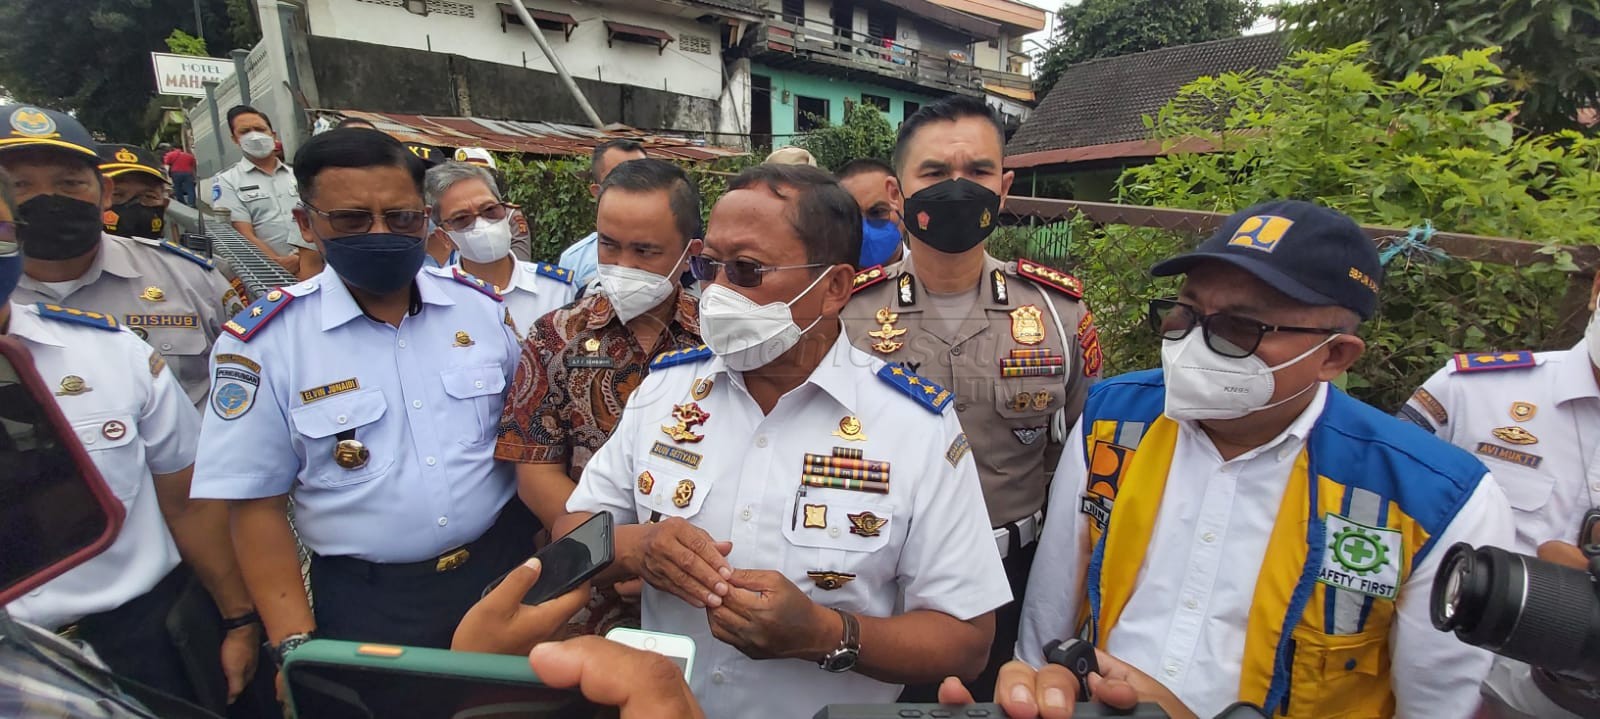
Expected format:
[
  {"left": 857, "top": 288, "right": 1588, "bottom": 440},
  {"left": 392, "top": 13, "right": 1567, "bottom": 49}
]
[
  {"left": 0, "top": 106, "right": 239, "bottom": 410},
  {"left": 1397, "top": 269, "right": 1600, "bottom": 719},
  {"left": 840, "top": 95, "right": 1102, "bottom": 700}
]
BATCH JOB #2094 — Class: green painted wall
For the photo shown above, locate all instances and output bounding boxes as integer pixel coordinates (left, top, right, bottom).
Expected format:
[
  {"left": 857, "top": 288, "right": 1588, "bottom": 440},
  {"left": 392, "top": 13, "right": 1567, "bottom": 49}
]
[{"left": 754, "top": 64, "right": 942, "bottom": 149}]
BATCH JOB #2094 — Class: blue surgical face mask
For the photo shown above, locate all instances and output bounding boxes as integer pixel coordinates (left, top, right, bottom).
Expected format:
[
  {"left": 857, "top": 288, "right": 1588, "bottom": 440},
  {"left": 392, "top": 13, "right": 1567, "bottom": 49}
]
[
  {"left": 860, "top": 216, "right": 902, "bottom": 268},
  {"left": 320, "top": 232, "right": 427, "bottom": 295}
]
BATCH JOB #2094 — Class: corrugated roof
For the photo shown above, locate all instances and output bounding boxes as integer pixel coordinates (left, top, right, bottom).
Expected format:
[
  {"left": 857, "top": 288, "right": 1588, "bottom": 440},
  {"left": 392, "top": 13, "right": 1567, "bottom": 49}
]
[
  {"left": 1006, "top": 33, "right": 1288, "bottom": 161},
  {"left": 335, "top": 110, "right": 747, "bottom": 162}
]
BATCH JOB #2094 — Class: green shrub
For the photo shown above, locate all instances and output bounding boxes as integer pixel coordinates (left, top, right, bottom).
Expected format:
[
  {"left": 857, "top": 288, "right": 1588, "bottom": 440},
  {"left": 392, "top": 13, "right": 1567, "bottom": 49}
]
[{"left": 1023, "top": 45, "right": 1600, "bottom": 409}]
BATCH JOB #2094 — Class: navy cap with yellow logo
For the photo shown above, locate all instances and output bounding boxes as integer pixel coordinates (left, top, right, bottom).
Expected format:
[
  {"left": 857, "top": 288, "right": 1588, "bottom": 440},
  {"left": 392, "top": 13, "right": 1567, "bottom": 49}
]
[
  {"left": 97, "top": 143, "right": 169, "bottom": 184},
  {"left": 0, "top": 105, "right": 100, "bottom": 163},
  {"left": 1151, "top": 200, "right": 1384, "bottom": 320}
]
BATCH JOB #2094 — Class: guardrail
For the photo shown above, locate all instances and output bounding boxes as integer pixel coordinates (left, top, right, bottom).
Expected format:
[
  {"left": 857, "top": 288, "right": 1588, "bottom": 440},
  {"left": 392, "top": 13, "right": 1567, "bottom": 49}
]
[{"left": 167, "top": 202, "right": 299, "bottom": 300}]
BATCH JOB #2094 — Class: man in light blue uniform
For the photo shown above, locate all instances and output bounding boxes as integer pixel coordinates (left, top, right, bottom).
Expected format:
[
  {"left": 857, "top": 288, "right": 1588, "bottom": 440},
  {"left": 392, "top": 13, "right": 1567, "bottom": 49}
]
[{"left": 189, "top": 128, "right": 531, "bottom": 660}]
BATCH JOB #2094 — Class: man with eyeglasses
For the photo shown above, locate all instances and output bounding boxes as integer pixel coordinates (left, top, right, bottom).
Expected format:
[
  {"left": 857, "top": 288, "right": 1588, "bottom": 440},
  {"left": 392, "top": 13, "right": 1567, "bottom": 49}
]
[
  {"left": 940, "top": 200, "right": 1515, "bottom": 718},
  {"left": 188, "top": 128, "right": 533, "bottom": 656},
  {"left": 1, "top": 108, "right": 238, "bottom": 412},
  {"left": 556, "top": 163, "right": 1010, "bottom": 719},
  {"left": 424, "top": 161, "right": 576, "bottom": 339},
  {"left": 1395, "top": 267, "right": 1600, "bottom": 719}
]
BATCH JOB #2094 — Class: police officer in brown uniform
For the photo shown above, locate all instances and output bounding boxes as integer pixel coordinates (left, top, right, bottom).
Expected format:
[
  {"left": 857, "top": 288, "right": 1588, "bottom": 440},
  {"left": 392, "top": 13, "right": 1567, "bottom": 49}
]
[
  {"left": 1, "top": 106, "right": 240, "bottom": 410},
  {"left": 840, "top": 96, "right": 1103, "bottom": 701}
]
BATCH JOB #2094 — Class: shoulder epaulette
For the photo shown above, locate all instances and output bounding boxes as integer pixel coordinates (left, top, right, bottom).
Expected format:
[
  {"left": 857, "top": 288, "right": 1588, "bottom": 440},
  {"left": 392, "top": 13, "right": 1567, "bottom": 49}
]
[
  {"left": 650, "top": 344, "right": 712, "bottom": 370},
  {"left": 533, "top": 263, "right": 575, "bottom": 285},
  {"left": 34, "top": 303, "right": 119, "bottom": 331},
  {"left": 1016, "top": 258, "right": 1083, "bottom": 299},
  {"left": 1451, "top": 351, "right": 1536, "bottom": 373},
  {"left": 852, "top": 265, "right": 887, "bottom": 295},
  {"left": 222, "top": 288, "right": 294, "bottom": 341},
  {"left": 451, "top": 268, "right": 504, "bottom": 301},
  {"left": 158, "top": 241, "right": 215, "bottom": 270},
  {"left": 877, "top": 363, "right": 953, "bottom": 414}
]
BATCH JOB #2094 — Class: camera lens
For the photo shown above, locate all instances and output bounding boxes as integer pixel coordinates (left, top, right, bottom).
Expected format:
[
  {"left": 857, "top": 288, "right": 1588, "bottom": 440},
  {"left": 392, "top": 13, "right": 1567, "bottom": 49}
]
[{"left": 1430, "top": 542, "right": 1600, "bottom": 678}]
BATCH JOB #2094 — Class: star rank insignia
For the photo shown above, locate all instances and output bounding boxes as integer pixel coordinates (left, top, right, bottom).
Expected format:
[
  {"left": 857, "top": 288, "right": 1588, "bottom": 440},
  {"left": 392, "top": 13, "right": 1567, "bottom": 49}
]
[
  {"left": 661, "top": 402, "right": 710, "bottom": 443},
  {"left": 807, "top": 571, "right": 855, "bottom": 590},
  {"left": 867, "top": 306, "right": 906, "bottom": 354},
  {"left": 847, "top": 511, "right": 888, "bottom": 537}
]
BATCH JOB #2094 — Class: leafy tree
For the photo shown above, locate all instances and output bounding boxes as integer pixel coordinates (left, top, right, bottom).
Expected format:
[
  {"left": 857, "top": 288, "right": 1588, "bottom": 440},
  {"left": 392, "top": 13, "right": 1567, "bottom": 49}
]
[
  {"left": 1063, "top": 44, "right": 1599, "bottom": 409},
  {"left": 226, "top": 0, "right": 261, "bottom": 50},
  {"left": 1034, "top": 0, "right": 1260, "bottom": 99},
  {"left": 793, "top": 101, "right": 896, "bottom": 172},
  {"left": 1279, "top": 0, "right": 1600, "bottom": 134},
  {"left": 0, "top": 0, "right": 249, "bottom": 142},
  {"left": 165, "top": 29, "right": 208, "bottom": 56}
]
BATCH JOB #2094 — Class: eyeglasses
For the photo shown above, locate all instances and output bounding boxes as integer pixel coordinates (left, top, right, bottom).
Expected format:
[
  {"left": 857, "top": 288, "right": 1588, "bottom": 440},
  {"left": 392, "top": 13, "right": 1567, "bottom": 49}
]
[
  {"left": 687, "top": 255, "right": 826, "bottom": 288},
  {"left": 1147, "top": 298, "right": 1341, "bottom": 358},
  {"left": 437, "top": 202, "right": 517, "bottom": 232},
  {"left": 302, "top": 202, "right": 428, "bottom": 235}
]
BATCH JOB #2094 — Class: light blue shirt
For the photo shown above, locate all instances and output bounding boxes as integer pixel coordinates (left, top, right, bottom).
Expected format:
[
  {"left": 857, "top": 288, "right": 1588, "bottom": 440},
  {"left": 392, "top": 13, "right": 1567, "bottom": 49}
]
[
  {"left": 189, "top": 266, "right": 522, "bottom": 562},
  {"left": 558, "top": 231, "right": 599, "bottom": 289}
]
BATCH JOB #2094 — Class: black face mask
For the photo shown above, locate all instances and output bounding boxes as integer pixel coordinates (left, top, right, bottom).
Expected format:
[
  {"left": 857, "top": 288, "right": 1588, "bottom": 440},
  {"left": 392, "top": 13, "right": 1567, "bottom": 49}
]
[
  {"left": 106, "top": 200, "right": 167, "bottom": 240},
  {"left": 18, "top": 194, "right": 105, "bottom": 260},
  {"left": 902, "top": 178, "right": 1002, "bottom": 254}
]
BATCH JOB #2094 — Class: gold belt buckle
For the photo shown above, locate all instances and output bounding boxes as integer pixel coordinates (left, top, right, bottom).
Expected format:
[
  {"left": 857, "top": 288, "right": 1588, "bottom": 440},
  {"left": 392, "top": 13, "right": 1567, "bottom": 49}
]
[
  {"left": 56, "top": 623, "right": 82, "bottom": 640},
  {"left": 435, "top": 548, "right": 470, "bottom": 573}
]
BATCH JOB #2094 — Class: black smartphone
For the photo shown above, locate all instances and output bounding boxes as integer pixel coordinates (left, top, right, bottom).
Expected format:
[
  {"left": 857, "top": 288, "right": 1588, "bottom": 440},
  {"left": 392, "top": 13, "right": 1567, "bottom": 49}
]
[{"left": 485, "top": 511, "right": 614, "bottom": 606}]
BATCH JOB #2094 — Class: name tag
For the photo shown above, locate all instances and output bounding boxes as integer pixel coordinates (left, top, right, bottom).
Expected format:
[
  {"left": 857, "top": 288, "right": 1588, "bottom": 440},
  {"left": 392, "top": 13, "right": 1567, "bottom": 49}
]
[
  {"left": 566, "top": 355, "right": 614, "bottom": 369},
  {"left": 649, "top": 441, "right": 702, "bottom": 470},
  {"left": 124, "top": 313, "right": 199, "bottom": 329},
  {"left": 300, "top": 378, "right": 360, "bottom": 404}
]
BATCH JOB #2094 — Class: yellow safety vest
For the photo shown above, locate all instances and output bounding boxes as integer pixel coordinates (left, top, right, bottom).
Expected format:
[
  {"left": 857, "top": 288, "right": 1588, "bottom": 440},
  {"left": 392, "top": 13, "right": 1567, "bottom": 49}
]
[{"left": 1075, "top": 371, "right": 1486, "bottom": 718}]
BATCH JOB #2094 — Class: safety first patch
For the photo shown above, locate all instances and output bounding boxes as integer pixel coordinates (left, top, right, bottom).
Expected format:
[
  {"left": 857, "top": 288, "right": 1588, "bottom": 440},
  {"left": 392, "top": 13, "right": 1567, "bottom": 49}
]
[{"left": 1316, "top": 513, "right": 1402, "bottom": 601}]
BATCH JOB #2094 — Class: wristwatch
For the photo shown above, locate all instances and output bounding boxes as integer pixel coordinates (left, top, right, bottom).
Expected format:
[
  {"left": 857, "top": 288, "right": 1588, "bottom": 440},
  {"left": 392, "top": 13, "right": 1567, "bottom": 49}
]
[
  {"left": 272, "top": 632, "right": 314, "bottom": 668},
  {"left": 818, "top": 609, "right": 860, "bottom": 673}
]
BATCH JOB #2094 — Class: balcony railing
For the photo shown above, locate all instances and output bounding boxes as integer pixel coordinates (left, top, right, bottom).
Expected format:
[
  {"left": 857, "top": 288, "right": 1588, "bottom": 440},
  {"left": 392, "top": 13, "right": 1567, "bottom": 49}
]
[{"left": 751, "top": 17, "right": 1031, "bottom": 97}]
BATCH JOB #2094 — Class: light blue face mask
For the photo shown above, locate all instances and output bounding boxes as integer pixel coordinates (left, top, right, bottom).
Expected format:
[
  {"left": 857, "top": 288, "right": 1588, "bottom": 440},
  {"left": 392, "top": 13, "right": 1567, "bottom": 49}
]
[{"left": 860, "top": 216, "right": 902, "bottom": 268}]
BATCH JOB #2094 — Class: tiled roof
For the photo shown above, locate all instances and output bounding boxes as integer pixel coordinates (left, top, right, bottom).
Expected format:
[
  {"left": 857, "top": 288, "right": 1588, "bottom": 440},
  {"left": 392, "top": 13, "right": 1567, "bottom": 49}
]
[{"left": 1006, "top": 33, "right": 1287, "bottom": 159}]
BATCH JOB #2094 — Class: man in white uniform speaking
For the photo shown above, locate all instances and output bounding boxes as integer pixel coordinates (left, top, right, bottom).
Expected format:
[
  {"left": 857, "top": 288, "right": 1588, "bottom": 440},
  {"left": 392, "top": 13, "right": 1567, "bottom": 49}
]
[{"left": 559, "top": 164, "right": 1010, "bottom": 719}]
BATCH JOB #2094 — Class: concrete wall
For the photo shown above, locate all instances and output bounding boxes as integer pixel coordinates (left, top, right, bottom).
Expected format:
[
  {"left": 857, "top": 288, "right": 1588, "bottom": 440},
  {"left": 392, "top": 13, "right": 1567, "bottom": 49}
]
[
  {"left": 753, "top": 64, "right": 941, "bottom": 149},
  {"left": 306, "top": 35, "right": 719, "bottom": 132},
  {"left": 305, "top": 0, "right": 725, "bottom": 100}
]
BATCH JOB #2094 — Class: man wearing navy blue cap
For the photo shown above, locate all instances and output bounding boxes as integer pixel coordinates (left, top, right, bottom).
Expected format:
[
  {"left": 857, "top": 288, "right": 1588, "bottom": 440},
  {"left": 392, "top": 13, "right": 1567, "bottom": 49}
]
[{"left": 944, "top": 200, "right": 1517, "bottom": 718}]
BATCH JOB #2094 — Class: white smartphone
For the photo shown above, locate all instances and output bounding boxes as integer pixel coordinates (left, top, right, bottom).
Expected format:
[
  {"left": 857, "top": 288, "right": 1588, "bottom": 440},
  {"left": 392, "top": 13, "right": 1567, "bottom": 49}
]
[{"left": 604, "top": 628, "right": 696, "bottom": 682}]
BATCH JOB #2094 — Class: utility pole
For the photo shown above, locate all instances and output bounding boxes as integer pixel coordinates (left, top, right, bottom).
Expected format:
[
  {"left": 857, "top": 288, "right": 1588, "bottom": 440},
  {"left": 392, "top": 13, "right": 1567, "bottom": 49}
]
[
  {"left": 193, "top": 0, "right": 205, "bottom": 39},
  {"left": 506, "top": 1, "right": 604, "bottom": 129}
]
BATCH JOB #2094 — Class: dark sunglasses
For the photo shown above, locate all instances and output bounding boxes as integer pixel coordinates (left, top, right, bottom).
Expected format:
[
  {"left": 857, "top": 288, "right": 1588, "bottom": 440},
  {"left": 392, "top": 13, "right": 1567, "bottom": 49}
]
[
  {"left": 437, "top": 202, "right": 517, "bottom": 232},
  {"left": 687, "top": 255, "right": 826, "bottom": 288},
  {"left": 303, "top": 202, "right": 428, "bottom": 235},
  {"left": 1147, "top": 298, "right": 1341, "bottom": 359}
]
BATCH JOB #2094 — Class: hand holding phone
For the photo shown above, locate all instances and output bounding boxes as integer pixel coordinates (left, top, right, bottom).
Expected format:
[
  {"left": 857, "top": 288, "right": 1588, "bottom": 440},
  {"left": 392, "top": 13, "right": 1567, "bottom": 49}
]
[
  {"left": 453, "top": 556, "right": 592, "bottom": 656},
  {"left": 604, "top": 628, "right": 696, "bottom": 681},
  {"left": 485, "top": 511, "right": 614, "bottom": 606}
]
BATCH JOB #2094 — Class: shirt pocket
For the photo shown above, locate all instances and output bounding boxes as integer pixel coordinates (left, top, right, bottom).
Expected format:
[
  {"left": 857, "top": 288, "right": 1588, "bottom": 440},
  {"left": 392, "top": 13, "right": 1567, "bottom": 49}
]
[
  {"left": 993, "top": 377, "right": 1066, "bottom": 441},
  {"left": 633, "top": 459, "right": 715, "bottom": 521},
  {"left": 1286, "top": 625, "right": 1390, "bottom": 718},
  {"left": 71, "top": 413, "right": 141, "bottom": 503},
  {"left": 1493, "top": 465, "right": 1556, "bottom": 513},
  {"left": 440, "top": 365, "right": 506, "bottom": 446},
  {"left": 289, "top": 389, "right": 392, "bottom": 488},
  {"left": 781, "top": 490, "right": 896, "bottom": 613}
]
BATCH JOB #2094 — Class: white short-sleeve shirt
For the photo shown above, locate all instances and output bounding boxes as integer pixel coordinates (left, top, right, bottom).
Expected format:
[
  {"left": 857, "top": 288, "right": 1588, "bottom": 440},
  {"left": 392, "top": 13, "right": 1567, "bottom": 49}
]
[
  {"left": 567, "top": 328, "right": 1011, "bottom": 719},
  {"left": 454, "top": 257, "right": 577, "bottom": 340},
  {"left": 188, "top": 266, "right": 522, "bottom": 563},
  {"left": 5, "top": 302, "right": 199, "bottom": 629}
]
